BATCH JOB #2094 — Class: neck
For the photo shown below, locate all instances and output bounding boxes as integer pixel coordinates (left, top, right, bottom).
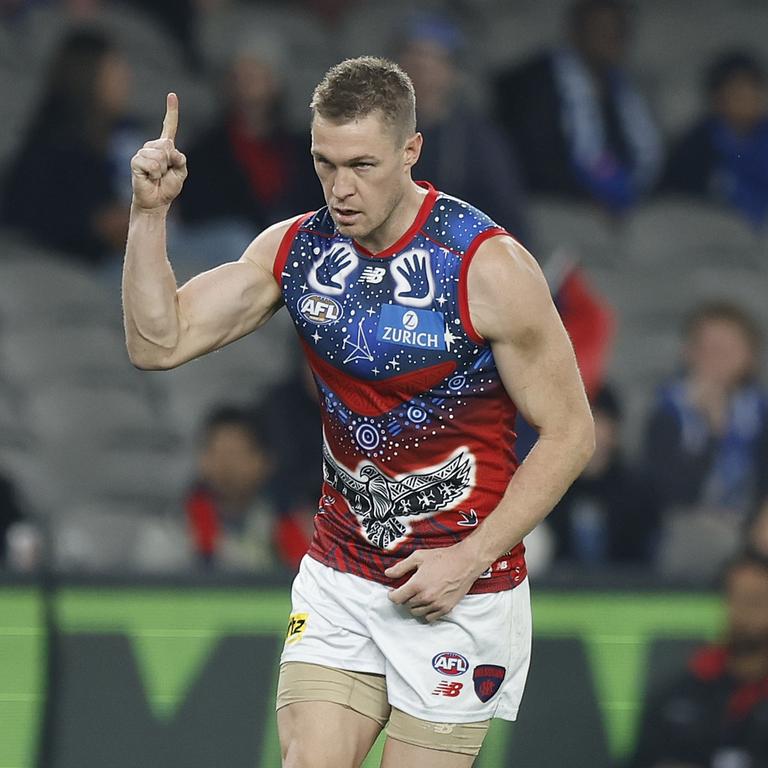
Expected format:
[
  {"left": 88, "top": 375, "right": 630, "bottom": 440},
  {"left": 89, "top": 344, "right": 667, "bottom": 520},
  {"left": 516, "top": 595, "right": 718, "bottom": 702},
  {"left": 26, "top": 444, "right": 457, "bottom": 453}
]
[{"left": 355, "top": 180, "right": 426, "bottom": 254}]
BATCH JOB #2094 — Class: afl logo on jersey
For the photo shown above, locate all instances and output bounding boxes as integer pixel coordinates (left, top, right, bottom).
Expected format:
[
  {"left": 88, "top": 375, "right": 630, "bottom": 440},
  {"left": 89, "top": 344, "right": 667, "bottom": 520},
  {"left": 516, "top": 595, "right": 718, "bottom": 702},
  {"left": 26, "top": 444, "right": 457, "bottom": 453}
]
[
  {"left": 298, "top": 293, "right": 343, "bottom": 325},
  {"left": 432, "top": 652, "right": 469, "bottom": 676}
]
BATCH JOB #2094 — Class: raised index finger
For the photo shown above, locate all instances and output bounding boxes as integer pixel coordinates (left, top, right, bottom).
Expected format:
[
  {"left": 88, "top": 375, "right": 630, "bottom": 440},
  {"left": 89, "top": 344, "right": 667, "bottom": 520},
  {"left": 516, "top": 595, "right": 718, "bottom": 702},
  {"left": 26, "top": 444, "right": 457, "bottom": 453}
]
[{"left": 161, "top": 92, "right": 178, "bottom": 141}]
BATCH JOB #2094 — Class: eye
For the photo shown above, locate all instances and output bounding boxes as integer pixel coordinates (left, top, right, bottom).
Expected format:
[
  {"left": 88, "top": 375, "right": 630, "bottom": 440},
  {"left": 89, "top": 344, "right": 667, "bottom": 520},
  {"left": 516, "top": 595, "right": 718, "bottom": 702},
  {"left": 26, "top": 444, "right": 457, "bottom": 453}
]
[{"left": 355, "top": 162, "right": 373, "bottom": 169}]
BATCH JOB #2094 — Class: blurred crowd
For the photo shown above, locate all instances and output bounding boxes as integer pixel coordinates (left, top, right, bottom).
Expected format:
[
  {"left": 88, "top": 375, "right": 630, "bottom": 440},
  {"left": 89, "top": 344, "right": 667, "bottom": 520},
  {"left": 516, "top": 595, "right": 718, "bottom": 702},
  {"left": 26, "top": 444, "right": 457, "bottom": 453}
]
[
  {"left": 0, "top": 2, "right": 767, "bottom": 763},
  {"left": 0, "top": 1, "right": 766, "bottom": 577}
]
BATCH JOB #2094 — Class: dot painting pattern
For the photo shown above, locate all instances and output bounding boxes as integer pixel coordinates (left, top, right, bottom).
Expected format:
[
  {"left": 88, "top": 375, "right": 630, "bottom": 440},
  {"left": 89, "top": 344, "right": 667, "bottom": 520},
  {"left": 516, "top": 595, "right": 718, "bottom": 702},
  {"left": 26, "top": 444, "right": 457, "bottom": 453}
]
[{"left": 277, "top": 182, "right": 526, "bottom": 588}]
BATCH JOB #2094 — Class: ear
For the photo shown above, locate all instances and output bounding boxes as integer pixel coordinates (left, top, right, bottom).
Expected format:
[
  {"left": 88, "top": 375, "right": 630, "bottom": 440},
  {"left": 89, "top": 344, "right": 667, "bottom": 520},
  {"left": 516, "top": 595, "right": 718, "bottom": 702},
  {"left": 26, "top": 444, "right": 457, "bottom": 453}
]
[{"left": 403, "top": 132, "right": 423, "bottom": 170}]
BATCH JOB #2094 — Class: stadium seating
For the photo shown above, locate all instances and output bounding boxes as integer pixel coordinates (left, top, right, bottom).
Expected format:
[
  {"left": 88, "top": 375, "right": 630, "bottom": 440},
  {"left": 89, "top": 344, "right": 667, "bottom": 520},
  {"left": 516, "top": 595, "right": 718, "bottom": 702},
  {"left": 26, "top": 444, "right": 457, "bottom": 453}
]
[{"left": 0, "top": 0, "right": 767, "bottom": 574}]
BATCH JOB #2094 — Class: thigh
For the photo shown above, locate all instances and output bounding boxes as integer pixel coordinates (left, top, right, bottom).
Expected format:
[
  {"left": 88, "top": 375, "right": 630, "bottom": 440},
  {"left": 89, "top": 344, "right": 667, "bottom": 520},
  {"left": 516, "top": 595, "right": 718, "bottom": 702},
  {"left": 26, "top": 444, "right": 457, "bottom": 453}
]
[
  {"left": 379, "top": 735, "right": 476, "bottom": 768},
  {"left": 278, "top": 700, "right": 382, "bottom": 768},
  {"left": 381, "top": 707, "right": 489, "bottom": 765}
]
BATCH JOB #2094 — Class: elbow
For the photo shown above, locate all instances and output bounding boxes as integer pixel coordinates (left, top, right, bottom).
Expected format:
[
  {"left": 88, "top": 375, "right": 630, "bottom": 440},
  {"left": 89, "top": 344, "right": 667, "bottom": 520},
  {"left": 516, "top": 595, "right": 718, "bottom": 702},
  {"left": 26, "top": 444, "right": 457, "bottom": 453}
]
[
  {"left": 126, "top": 343, "right": 175, "bottom": 371},
  {"left": 574, "top": 411, "right": 597, "bottom": 468}
]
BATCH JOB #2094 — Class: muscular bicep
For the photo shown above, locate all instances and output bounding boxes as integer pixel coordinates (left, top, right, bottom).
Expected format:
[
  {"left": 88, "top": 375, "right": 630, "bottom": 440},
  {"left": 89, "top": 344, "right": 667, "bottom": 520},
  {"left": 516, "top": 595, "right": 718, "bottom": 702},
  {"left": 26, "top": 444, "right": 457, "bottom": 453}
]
[
  {"left": 468, "top": 236, "right": 590, "bottom": 436},
  {"left": 166, "top": 218, "right": 290, "bottom": 367}
]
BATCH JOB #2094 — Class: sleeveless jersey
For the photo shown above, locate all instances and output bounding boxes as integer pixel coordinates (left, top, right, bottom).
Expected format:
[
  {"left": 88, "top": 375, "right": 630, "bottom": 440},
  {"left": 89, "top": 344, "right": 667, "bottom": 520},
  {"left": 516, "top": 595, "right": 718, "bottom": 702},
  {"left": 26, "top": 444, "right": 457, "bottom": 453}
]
[{"left": 274, "top": 182, "right": 527, "bottom": 594}]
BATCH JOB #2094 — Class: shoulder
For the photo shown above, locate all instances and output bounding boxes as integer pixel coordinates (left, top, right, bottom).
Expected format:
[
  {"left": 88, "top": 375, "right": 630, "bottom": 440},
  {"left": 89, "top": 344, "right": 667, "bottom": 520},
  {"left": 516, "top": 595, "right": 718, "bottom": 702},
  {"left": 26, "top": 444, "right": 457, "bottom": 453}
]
[
  {"left": 296, "top": 206, "right": 336, "bottom": 236},
  {"left": 241, "top": 212, "right": 315, "bottom": 275},
  {"left": 467, "top": 235, "right": 553, "bottom": 342},
  {"left": 421, "top": 191, "right": 500, "bottom": 252}
]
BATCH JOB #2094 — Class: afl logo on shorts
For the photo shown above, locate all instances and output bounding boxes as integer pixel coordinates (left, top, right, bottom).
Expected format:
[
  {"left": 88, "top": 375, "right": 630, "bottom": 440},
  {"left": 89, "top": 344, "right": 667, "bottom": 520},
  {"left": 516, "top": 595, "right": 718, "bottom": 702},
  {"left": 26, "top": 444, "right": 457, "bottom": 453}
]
[
  {"left": 298, "top": 293, "right": 343, "bottom": 325},
  {"left": 432, "top": 651, "right": 469, "bottom": 676}
]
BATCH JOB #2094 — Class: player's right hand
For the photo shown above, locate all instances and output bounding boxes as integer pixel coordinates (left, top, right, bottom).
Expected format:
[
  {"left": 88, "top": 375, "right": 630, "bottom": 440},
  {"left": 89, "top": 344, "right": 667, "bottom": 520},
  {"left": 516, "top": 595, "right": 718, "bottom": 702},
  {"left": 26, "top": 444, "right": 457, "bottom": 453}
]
[{"left": 130, "top": 92, "right": 188, "bottom": 211}]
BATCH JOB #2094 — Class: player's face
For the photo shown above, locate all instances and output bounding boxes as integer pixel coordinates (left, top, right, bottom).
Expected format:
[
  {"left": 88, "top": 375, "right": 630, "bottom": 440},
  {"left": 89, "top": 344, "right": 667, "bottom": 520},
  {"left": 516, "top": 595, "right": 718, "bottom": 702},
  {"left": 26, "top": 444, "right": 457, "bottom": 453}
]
[{"left": 311, "top": 112, "right": 420, "bottom": 242}]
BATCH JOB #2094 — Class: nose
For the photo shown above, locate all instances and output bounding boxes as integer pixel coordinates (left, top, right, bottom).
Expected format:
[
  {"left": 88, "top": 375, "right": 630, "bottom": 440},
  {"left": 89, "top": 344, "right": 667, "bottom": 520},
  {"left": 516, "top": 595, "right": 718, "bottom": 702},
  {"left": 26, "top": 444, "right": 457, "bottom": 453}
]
[{"left": 331, "top": 167, "right": 355, "bottom": 201}]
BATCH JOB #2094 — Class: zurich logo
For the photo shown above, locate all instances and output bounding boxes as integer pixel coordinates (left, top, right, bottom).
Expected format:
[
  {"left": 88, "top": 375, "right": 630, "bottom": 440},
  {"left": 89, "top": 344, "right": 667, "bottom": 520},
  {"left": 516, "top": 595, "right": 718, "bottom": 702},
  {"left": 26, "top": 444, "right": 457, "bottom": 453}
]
[
  {"left": 298, "top": 293, "right": 343, "bottom": 325},
  {"left": 402, "top": 310, "right": 419, "bottom": 330},
  {"left": 432, "top": 651, "right": 469, "bottom": 676}
]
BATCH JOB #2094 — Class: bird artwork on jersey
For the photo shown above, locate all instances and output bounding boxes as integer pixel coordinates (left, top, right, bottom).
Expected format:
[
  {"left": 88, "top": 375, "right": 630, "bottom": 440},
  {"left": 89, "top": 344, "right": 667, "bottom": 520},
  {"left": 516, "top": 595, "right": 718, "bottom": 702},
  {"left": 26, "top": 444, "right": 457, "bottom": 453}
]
[{"left": 275, "top": 182, "right": 527, "bottom": 592}]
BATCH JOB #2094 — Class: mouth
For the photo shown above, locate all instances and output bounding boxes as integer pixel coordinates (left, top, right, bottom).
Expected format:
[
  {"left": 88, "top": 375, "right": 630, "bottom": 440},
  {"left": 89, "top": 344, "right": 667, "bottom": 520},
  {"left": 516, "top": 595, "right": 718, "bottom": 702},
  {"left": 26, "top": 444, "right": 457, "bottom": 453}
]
[{"left": 333, "top": 207, "right": 361, "bottom": 225}]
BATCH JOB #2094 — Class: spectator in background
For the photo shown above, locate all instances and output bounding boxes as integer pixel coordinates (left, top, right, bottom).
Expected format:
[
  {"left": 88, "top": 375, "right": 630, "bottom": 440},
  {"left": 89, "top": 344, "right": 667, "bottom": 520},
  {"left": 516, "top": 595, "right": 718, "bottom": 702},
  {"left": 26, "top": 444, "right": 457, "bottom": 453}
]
[
  {"left": 547, "top": 385, "right": 657, "bottom": 566},
  {"left": 645, "top": 303, "right": 768, "bottom": 581},
  {"left": 661, "top": 51, "right": 768, "bottom": 228},
  {"left": 493, "top": 0, "right": 661, "bottom": 213},
  {"left": 185, "top": 405, "right": 277, "bottom": 572},
  {"left": 260, "top": 357, "right": 322, "bottom": 570},
  {"left": 397, "top": 13, "right": 528, "bottom": 238},
  {"left": 1, "top": 28, "right": 137, "bottom": 266},
  {"left": 178, "top": 32, "right": 316, "bottom": 236},
  {"left": 627, "top": 551, "right": 768, "bottom": 768}
]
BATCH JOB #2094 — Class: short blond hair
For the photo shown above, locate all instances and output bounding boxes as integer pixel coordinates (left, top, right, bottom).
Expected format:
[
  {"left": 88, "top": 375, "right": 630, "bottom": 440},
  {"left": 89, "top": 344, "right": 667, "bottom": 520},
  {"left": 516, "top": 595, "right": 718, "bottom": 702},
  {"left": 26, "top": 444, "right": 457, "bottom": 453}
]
[{"left": 310, "top": 56, "right": 417, "bottom": 144}]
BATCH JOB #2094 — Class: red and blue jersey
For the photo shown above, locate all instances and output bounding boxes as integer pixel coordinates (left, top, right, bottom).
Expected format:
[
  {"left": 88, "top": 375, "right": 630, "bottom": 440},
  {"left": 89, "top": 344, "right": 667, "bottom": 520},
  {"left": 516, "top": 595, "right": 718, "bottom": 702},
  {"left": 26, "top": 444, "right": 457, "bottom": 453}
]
[{"left": 274, "top": 182, "right": 527, "bottom": 593}]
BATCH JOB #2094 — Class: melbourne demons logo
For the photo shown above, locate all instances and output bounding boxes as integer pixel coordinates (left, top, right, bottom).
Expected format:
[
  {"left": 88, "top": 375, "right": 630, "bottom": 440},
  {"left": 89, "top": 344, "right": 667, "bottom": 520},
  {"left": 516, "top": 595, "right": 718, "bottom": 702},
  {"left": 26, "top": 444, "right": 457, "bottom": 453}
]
[{"left": 322, "top": 443, "right": 475, "bottom": 548}]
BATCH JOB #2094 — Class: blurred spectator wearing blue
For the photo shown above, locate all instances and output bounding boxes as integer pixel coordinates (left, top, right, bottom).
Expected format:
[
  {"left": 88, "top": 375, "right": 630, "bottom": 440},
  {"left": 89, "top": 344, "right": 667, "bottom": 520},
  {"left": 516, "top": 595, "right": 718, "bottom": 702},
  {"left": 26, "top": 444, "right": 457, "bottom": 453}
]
[
  {"left": 627, "top": 551, "right": 768, "bottom": 768},
  {"left": 1, "top": 28, "right": 138, "bottom": 266},
  {"left": 661, "top": 51, "right": 768, "bottom": 228},
  {"left": 493, "top": 0, "right": 661, "bottom": 212},
  {"left": 645, "top": 303, "right": 768, "bottom": 581},
  {"left": 185, "top": 405, "right": 278, "bottom": 572},
  {"left": 547, "top": 385, "right": 657, "bottom": 566},
  {"left": 397, "top": 13, "right": 528, "bottom": 238},
  {"left": 177, "top": 34, "right": 317, "bottom": 240}
]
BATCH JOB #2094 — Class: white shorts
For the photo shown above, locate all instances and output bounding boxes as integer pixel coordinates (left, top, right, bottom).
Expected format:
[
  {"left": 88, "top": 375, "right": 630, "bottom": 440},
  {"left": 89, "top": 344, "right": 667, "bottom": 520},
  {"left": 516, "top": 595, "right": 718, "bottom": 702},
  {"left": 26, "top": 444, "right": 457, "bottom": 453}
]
[{"left": 280, "top": 555, "right": 532, "bottom": 724}]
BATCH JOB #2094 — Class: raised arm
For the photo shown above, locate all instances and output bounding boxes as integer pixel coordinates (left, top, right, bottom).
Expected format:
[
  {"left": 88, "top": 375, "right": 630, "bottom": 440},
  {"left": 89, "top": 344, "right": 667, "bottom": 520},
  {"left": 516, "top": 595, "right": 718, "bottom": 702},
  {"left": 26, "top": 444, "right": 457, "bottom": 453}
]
[{"left": 122, "top": 93, "right": 291, "bottom": 370}]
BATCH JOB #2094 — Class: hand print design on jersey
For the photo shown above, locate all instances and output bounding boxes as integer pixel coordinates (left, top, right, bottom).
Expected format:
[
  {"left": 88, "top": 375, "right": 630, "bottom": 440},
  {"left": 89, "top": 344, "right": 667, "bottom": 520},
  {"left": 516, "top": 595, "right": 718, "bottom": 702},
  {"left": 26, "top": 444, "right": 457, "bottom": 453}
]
[
  {"left": 392, "top": 249, "right": 435, "bottom": 307},
  {"left": 308, "top": 243, "right": 358, "bottom": 295},
  {"left": 323, "top": 441, "right": 475, "bottom": 548}
]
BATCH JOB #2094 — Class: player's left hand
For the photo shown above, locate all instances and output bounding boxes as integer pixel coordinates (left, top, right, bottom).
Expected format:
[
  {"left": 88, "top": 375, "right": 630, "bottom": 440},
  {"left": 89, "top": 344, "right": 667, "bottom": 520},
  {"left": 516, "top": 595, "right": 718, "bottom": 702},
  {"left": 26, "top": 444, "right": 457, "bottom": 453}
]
[{"left": 385, "top": 543, "right": 487, "bottom": 623}]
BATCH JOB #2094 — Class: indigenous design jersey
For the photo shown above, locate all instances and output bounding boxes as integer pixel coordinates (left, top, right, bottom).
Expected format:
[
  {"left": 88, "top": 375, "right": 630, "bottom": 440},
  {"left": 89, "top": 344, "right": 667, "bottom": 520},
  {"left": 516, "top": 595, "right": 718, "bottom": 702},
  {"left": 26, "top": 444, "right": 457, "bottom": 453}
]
[{"left": 275, "top": 182, "right": 527, "bottom": 594}]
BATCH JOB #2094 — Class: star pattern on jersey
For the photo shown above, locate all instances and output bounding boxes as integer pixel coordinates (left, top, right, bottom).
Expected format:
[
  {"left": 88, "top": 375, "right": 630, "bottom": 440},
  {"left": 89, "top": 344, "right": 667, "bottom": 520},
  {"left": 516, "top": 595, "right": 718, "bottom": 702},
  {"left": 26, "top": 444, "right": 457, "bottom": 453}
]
[
  {"left": 444, "top": 326, "right": 459, "bottom": 351},
  {"left": 280, "top": 195, "right": 506, "bottom": 465},
  {"left": 342, "top": 318, "right": 374, "bottom": 364}
]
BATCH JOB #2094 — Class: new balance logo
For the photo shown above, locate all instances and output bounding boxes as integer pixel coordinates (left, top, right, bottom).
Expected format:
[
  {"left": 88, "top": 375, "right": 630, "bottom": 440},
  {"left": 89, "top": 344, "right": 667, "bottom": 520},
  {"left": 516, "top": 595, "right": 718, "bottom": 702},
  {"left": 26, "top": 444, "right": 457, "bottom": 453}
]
[
  {"left": 359, "top": 266, "right": 386, "bottom": 284},
  {"left": 432, "top": 681, "right": 464, "bottom": 697}
]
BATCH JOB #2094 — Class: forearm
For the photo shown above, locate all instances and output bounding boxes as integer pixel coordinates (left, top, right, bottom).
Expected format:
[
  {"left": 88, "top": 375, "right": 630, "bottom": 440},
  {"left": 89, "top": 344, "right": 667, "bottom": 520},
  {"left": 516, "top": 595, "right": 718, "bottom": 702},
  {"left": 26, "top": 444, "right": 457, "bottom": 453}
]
[
  {"left": 122, "top": 204, "right": 182, "bottom": 368},
  {"left": 462, "top": 421, "right": 594, "bottom": 568}
]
